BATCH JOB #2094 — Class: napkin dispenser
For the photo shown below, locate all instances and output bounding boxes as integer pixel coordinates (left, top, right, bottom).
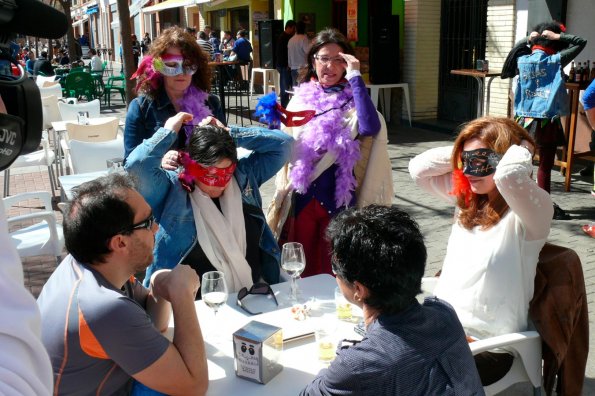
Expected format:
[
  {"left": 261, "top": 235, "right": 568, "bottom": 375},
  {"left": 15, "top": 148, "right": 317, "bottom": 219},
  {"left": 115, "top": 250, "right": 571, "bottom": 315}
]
[
  {"left": 233, "top": 321, "right": 283, "bottom": 384},
  {"left": 476, "top": 59, "right": 489, "bottom": 72}
]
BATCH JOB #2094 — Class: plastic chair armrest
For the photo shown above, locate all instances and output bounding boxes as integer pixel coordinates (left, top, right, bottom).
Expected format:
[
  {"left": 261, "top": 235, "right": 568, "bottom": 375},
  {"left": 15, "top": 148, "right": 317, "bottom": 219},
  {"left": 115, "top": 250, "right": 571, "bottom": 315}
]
[{"left": 469, "top": 331, "right": 540, "bottom": 355}]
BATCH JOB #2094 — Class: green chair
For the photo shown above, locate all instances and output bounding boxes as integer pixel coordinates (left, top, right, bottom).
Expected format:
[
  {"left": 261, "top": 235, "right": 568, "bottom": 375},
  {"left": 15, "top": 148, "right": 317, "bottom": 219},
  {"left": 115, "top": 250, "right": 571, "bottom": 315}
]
[
  {"left": 63, "top": 71, "right": 97, "bottom": 101},
  {"left": 104, "top": 75, "right": 126, "bottom": 106},
  {"left": 70, "top": 66, "right": 85, "bottom": 73}
]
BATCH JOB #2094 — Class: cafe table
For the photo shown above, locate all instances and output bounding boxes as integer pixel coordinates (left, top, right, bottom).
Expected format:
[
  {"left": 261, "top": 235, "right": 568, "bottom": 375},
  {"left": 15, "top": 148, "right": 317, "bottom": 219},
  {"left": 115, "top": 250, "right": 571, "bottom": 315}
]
[
  {"left": 208, "top": 60, "right": 239, "bottom": 120},
  {"left": 450, "top": 69, "right": 501, "bottom": 117},
  {"left": 58, "top": 170, "right": 109, "bottom": 201},
  {"left": 165, "top": 274, "right": 363, "bottom": 395}
]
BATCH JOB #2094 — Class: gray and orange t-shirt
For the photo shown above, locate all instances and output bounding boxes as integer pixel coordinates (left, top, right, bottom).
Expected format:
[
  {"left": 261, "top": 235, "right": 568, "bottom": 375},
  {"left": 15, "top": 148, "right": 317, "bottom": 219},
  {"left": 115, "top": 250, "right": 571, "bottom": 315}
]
[{"left": 37, "top": 256, "right": 169, "bottom": 395}]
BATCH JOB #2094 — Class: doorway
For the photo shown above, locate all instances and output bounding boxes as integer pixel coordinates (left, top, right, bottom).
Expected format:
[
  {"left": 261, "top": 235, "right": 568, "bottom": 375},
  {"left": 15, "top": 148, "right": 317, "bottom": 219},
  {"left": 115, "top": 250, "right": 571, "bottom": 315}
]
[{"left": 438, "top": 0, "right": 488, "bottom": 123}]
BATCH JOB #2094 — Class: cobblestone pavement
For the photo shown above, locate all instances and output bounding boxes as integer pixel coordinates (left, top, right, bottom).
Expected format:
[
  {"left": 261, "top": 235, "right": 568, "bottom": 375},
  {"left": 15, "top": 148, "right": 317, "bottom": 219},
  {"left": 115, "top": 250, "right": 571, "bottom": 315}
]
[{"left": 3, "top": 91, "right": 594, "bottom": 394}]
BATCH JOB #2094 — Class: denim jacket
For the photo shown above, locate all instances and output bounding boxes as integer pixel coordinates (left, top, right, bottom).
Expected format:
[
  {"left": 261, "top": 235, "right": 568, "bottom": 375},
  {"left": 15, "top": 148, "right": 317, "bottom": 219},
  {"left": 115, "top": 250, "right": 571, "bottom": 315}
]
[
  {"left": 124, "top": 90, "right": 225, "bottom": 159},
  {"left": 125, "top": 125, "right": 293, "bottom": 287},
  {"left": 515, "top": 51, "right": 569, "bottom": 119}
]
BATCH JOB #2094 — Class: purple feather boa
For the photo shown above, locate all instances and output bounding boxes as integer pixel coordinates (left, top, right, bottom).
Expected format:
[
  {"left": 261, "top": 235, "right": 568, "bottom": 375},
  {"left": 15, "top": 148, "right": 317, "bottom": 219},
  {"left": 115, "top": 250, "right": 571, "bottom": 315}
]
[
  {"left": 176, "top": 85, "right": 212, "bottom": 144},
  {"left": 289, "top": 80, "right": 359, "bottom": 208}
]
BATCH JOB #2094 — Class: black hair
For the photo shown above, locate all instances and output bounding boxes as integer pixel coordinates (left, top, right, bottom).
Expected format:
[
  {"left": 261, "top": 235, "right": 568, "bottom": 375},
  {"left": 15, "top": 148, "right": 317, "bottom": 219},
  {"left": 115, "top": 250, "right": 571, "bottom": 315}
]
[
  {"left": 301, "top": 28, "right": 354, "bottom": 84},
  {"left": 64, "top": 173, "right": 137, "bottom": 265},
  {"left": 237, "top": 30, "right": 248, "bottom": 38},
  {"left": 188, "top": 124, "right": 238, "bottom": 166},
  {"left": 89, "top": 48, "right": 96, "bottom": 55},
  {"left": 530, "top": 21, "right": 569, "bottom": 52},
  {"left": 296, "top": 21, "right": 306, "bottom": 35},
  {"left": 327, "top": 205, "right": 427, "bottom": 315},
  {"left": 285, "top": 20, "right": 296, "bottom": 29},
  {"left": 199, "top": 31, "right": 208, "bottom": 40}
]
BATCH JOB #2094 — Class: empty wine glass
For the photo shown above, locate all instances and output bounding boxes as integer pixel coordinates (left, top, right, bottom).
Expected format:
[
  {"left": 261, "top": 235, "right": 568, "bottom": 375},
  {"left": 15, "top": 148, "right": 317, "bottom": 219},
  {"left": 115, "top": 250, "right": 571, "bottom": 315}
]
[
  {"left": 201, "top": 271, "right": 228, "bottom": 316},
  {"left": 281, "top": 242, "right": 306, "bottom": 303}
]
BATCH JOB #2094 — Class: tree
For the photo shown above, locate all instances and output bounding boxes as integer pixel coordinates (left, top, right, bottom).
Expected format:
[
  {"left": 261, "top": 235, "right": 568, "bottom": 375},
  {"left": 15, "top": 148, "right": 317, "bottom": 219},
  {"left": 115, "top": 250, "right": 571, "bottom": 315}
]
[
  {"left": 52, "top": 0, "right": 76, "bottom": 62},
  {"left": 117, "top": 0, "right": 137, "bottom": 106}
]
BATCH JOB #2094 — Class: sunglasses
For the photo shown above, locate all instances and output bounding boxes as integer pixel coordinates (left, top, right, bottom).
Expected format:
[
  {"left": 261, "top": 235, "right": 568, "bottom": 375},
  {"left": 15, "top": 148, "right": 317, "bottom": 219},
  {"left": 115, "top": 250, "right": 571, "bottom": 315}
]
[{"left": 237, "top": 282, "right": 278, "bottom": 315}]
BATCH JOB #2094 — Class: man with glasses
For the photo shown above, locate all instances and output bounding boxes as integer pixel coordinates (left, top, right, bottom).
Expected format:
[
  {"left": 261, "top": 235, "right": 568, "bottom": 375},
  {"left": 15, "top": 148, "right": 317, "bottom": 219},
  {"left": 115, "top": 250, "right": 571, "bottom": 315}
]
[
  {"left": 37, "top": 173, "right": 208, "bottom": 395},
  {"left": 288, "top": 21, "right": 312, "bottom": 88}
]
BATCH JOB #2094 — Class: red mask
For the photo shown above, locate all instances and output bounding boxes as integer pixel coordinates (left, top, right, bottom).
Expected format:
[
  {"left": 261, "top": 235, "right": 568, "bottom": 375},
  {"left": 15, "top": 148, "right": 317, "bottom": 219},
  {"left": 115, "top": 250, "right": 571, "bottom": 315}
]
[{"left": 179, "top": 151, "right": 236, "bottom": 188}]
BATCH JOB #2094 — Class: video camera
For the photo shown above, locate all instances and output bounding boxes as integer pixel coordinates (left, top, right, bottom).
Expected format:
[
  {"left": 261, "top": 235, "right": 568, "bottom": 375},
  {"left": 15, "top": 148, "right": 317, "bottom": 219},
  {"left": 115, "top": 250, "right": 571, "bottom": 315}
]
[{"left": 0, "top": 0, "right": 67, "bottom": 172}]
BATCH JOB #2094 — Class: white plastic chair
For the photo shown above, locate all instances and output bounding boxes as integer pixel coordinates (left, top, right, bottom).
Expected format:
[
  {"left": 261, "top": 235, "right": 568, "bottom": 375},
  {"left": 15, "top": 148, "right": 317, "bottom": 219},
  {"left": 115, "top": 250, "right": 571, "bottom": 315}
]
[
  {"left": 38, "top": 82, "right": 63, "bottom": 99},
  {"left": 58, "top": 99, "right": 101, "bottom": 121},
  {"left": 3, "top": 131, "right": 57, "bottom": 198},
  {"left": 68, "top": 137, "right": 124, "bottom": 174},
  {"left": 3, "top": 191, "right": 64, "bottom": 263},
  {"left": 35, "top": 75, "right": 56, "bottom": 87},
  {"left": 61, "top": 117, "right": 120, "bottom": 172},
  {"left": 420, "top": 277, "right": 542, "bottom": 396}
]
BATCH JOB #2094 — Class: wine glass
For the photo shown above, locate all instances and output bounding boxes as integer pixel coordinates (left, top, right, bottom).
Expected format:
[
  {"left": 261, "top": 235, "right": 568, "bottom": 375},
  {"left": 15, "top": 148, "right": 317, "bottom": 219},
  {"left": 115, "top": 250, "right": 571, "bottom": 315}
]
[
  {"left": 201, "top": 271, "right": 228, "bottom": 316},
  {"left": 281, "top": 242, "right": 306, "bottom": 303}
]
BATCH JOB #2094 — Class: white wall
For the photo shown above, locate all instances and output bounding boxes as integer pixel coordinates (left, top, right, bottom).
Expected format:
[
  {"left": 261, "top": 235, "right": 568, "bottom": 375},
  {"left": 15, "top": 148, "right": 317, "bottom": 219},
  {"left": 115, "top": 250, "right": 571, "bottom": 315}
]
[{"left": 566, "top": 0, "right": 595, "bottom": 65}]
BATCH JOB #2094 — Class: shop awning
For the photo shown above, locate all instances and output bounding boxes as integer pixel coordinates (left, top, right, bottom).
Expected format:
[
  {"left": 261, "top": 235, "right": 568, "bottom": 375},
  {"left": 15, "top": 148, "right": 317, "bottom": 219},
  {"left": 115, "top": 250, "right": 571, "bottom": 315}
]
[{"left": 142, "top": 0, "right": 209, "bottom": 14}]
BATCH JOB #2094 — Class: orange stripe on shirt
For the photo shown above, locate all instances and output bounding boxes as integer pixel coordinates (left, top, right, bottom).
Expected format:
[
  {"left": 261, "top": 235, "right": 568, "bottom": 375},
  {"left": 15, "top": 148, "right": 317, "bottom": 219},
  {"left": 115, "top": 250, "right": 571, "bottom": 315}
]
[{"left": 79, "top": 307, "right": 109, "bottom": 359}]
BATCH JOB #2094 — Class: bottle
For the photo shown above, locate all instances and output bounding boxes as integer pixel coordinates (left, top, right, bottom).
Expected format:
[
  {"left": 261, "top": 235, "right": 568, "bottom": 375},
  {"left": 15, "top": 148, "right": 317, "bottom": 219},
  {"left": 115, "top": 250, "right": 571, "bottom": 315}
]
[
  {"left": 569, "top": 61, "right": 576, "bottom": 82},
  {"left": 590, "top": 62, "right": 595, "bottom": 81},
  {"left": 575, "top": 62, "right": 583, "bottom": 82},
  {"left": 583, "top": 60, "right": 590, "bottom": 82}
]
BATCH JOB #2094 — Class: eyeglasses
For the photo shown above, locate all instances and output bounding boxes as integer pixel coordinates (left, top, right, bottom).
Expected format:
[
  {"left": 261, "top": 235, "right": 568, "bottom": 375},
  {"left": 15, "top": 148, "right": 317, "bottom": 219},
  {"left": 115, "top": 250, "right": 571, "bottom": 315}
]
[
  {"left": 123, "top": 213, "right": 155, "bottom": 234},
  {"left": 237, "top": 282, "right": 278, "bottom": 315},
  {"left": 313, "top": 55, "right": 346, "bottom": 66}
]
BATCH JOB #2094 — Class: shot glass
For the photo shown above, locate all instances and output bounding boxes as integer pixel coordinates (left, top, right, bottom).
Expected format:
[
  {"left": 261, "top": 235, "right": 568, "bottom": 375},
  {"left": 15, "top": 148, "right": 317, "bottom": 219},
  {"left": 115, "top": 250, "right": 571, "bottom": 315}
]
[
  {"left": 335, "top": 287, "right": 352, "bottom": 321},
  {"left": 315, "top": 316, "right": 337, "bottom": 364}
]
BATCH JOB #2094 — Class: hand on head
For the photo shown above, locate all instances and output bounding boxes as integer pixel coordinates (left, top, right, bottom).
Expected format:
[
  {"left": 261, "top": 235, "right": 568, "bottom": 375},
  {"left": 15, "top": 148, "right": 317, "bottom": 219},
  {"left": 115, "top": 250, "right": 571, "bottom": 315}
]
[
  {"left": 540, "top": 30, "right": 560, "bottom": 41},
  {"left": 161, "top": 149, "right": 180, "bottom": 170},
  {"left": 338, "top": 52, "right": 359, "bottom": 74},
  {"left": 164, "top": 112, "right": 193, "bottom": 133},
  {"left": 199, "top": 115, "right": 229, "bottom": 131}
]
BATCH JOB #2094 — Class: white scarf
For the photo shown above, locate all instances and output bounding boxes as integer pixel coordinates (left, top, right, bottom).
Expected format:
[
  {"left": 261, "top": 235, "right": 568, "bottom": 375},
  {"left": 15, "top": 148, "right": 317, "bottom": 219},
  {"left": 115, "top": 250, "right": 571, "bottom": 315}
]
[{"left": 189, "top": 178, "right": 253, "bottom": 292}]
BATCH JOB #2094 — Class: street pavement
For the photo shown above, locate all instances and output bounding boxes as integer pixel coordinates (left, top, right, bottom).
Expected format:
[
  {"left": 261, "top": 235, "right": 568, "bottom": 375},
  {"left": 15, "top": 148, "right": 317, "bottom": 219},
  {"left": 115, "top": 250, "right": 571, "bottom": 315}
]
[{"left": 3, "top": 89, "right": 594, "bottom": 394}]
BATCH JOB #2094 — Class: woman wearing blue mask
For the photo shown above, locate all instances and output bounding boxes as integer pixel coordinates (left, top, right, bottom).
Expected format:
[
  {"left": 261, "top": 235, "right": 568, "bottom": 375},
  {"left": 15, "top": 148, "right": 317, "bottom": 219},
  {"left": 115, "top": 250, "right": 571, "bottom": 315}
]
[
  {"left": 409, "top": 117, "right": 552, "bottom": 386},
  {"left": 125, "top": 27, "right": 225, "bottom": 169}
]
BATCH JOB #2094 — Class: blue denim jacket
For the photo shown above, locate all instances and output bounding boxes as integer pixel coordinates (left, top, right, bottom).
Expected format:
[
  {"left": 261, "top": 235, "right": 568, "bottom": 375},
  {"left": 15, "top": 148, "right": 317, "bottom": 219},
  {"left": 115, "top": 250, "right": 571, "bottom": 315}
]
[
  {"left": 515, "top": 51, "right": 569, "bottom": 119},
  {"left": 124, "top": 90, "right": 225, "bottom": 158},
  {"left": 125, "top": 125, "right": 293, "bottom": 287}
]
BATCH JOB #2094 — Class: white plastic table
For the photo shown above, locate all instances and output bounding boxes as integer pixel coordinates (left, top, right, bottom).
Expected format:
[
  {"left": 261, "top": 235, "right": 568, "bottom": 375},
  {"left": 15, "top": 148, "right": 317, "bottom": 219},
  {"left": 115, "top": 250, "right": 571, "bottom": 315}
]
[
  {"left": 167, "top": 274, "right": 363, "bottom": 395},
  {"left": 365, "top": 82, "right": 412, "bottom": 126}
]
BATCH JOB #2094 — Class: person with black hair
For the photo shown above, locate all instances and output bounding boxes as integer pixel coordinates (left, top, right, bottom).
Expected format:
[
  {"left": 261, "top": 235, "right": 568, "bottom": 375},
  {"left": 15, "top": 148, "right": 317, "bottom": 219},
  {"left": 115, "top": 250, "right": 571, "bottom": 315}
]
[
  {"left": 506, "top": 21, "right": 586, "bottom": 219},
  {"left": 125, "top": 113, "right": 294, "bottom": 294},
  {"left": 300, "top": 205, "right": 483, "bottom": 396},
  {"left": 37, "top": 173, "right": 209, "bottom": 395},
  {"left": 230, "top": 29, "right": 252, "bottom": 64},
  {"left": 276, "top": 19, "right": 296, "bottom": 107},
  {"left": 197, "top": 30, "right": 214, "bottom": 59},
  {"left": 33, "top": 51, "right": 54, "bottom": 76}
]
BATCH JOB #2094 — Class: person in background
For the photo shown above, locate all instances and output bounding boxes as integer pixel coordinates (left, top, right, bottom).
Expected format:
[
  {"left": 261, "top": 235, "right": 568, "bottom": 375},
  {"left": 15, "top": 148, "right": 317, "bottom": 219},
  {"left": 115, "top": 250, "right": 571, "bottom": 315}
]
[
  {"left": 142, "top": 32, "right": 152, "bottom": 57},
  {"left": 197, "top": 31, "right": 214, "bottom": 60},
  {"left": 33, "top": 51, "right": 54, "bottom": 76},
  {"left": 185, "top": 27, "right": 197, "bottom": 39},
  {"left": 268, "top": 28, "right": 392, "bottom": 277},
  {"left": 203, "top": 25, "right": 212, "bottom": 38},
  {"left": 220, "top": 30, "right": 235, "bottom": 55},
  {"left": 58, "top": 49, "right": 70, "bottom": 66},
  {"left": 25, "top": 49, "right": 36, "bottom": 75},
  {"left": 507, "top": 21, "right": 586, "bottom": 219},
  {"left": 276, "top": 20, "right": 296, "bottom": 108},
  {"left": 89, "top": 48, "right": 102, "bottom": 72},
  {"left": 0, "top": 94, "right": 53, "bottom": 396},
  {"left": 300, "top": 205, "right": 484, "bottom": 396},
  {"left": 131, "top": 34, "right": 141, "bottom": 70},
  {"left": 126, "top": 115, "right": 294, "bottom": 294},
  {"left": 580, "top": 78, "right": 595, "bottom": 238},
  {"left": 37, "top": 173, "right": 208, "bottom": 395},
  {"left": 79, "top": 33, "right": 89, "bottom": 47},
  {"left": 209, "top": 31, "right": 221, "bottom": 55},
  {"left": 125, "top": 26, "right": 224, "bottom": 162},
  {"left": 230, "top": 29, "right": 252, "bottom": 64},
  {"left": 288, "top": 21, "right": 312, "bottom": 88},
  {"left": 409, "top": 117, "right": 552, "bottom": 385}
]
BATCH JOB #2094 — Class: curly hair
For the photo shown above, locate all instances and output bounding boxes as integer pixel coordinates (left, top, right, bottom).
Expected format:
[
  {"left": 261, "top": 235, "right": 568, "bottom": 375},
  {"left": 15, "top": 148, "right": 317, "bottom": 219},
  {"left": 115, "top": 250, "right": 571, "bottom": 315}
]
[
  {"left": 136, "top": 27, "right": 211, "bottom": 97},
  {"left": 451, "top": 117, "right": 535, "bottom": 230},
  {"left": 300, "top": 28, "right": 354, "bottom": 84}
]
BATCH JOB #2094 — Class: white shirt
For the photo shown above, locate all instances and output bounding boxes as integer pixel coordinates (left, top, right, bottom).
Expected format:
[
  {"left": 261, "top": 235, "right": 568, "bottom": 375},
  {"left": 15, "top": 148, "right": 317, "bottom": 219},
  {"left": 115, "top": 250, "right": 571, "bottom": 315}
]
[
  {"left": 0, "top": 201, "right": 53, "bottom": 395},
  {"left": 288, "top": 34, "right": 311, "bottom": 70},
  {"left": 90, "top": 55, "right": 102, "bottom": 72},
  {"left": 409, "top": 145, "right": 553, "bottom": 338}
]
